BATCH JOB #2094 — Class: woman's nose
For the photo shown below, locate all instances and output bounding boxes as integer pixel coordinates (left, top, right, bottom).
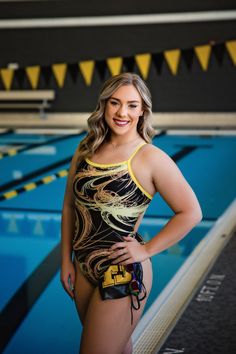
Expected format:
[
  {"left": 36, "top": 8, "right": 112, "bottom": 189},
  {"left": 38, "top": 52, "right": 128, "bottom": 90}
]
[{"left": 117, "top": 104, "right": 127, "bottom": 117}]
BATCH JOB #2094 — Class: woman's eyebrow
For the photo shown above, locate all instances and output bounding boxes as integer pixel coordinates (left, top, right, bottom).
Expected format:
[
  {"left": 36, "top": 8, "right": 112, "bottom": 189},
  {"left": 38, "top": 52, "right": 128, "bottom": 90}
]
[{"left": 109, "top": 97, "right": 140, "bottom": 103}]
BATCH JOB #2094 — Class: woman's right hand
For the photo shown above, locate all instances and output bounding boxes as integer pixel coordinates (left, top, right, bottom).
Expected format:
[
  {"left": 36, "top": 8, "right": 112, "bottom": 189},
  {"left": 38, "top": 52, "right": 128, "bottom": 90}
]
[{"left": 60, "top": 260, "right": 75, "bottom": 300}]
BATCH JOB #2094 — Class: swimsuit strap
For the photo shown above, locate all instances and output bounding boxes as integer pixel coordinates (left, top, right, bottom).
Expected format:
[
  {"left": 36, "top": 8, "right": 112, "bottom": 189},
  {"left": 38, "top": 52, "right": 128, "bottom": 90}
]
[
  {"left": 127, "top": 142, "right": 152, "bottom": 200},
  {"left": 127, "top": 142, "right": 147, "bottom": 163}
]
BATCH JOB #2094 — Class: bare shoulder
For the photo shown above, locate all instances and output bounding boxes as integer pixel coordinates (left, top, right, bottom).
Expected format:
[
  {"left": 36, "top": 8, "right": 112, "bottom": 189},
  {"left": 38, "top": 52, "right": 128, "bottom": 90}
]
[
  {"left": 141, "top": 143, "right": 202, "bottom": 217},
  {"left": 141, "top": 143, "right": 171, "bottom": 165},
  {"left": 141, "top": 143, "right": 185, "bottom": 180}
]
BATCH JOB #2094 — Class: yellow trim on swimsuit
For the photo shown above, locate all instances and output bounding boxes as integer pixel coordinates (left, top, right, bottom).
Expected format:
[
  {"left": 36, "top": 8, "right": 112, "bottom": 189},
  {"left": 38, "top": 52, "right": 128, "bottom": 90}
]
[
  {"left": 85, "top": 142, "right": 153, "bottom": 200},
  {"left": 127, "top": 143, "right": 153, "bottom": 200}
]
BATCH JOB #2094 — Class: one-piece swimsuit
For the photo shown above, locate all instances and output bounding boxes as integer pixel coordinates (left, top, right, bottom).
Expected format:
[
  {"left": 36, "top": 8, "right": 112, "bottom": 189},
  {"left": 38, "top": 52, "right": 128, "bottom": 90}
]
[{"left": 72, "top": 142, "right": 153, "bottom": 320}]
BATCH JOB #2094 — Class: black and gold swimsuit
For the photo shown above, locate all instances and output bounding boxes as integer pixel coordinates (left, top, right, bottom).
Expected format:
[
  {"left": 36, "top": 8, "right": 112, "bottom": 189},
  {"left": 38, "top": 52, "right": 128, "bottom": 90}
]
[{"left": 72, "top": 142, "right": 153, "bottom": 286}]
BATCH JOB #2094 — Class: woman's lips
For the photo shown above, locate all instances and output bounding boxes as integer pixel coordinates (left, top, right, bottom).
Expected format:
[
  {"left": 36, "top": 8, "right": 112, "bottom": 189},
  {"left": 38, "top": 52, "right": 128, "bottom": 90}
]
[{"left": 113, "top": 118, "right": 130, "bottom": 127}]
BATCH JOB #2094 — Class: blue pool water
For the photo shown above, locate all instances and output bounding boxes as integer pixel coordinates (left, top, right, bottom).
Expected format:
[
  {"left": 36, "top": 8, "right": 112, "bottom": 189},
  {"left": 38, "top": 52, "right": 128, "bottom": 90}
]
[{"left": 0, "top": 131, "right": 235, "bottom": 353}]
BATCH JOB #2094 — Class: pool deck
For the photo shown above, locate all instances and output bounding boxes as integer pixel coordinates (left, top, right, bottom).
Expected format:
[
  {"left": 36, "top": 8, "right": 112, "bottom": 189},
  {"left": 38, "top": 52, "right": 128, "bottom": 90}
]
[
  {"left": 158, "top": 228, "right": 236, "bottom": 354},
  {"left": 133, "top": 199, "right": 236, "bottom": 354}
]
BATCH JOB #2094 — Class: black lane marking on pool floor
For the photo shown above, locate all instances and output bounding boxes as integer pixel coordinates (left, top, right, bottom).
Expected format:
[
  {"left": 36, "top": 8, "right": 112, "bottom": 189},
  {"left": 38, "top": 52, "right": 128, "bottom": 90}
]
[
  {"left": 0, "top": 243, "right": 61, "bottom": 353},
  {"left": 0, "top": 143, "right": 198, "bottom": 348},
  {"left": 0, "top": 130, "right": 86, "bottom": 159},
  {"left": 174, "top": 143, "right": 212, "bottom": 149},
  {"left": 171, "top": 145, "right": 198, "bottom": 161},
  {"left": 158, "top": 231, "right": 236, "bottom": 354},
  {"left": 0, "top": 156, "right": 71, "bottom": 199},
  {"left": 0, "top": 132, "right": 86, "bottom": 194}
]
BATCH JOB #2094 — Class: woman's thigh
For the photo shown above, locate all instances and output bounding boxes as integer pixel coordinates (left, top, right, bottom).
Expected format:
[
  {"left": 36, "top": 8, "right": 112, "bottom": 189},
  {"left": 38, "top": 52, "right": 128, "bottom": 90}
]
[
  {"left": 73, "top": 258, "right": 96, "bottom": 325},
  {"left": 80, "top": 258, "right": 153, "bottom": 354}
]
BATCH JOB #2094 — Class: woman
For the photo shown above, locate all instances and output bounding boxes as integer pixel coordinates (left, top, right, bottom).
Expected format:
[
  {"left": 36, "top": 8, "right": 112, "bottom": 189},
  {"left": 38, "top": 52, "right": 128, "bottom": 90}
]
[{"left": 60, "top": 72, "right": 202, "bottom": 354}]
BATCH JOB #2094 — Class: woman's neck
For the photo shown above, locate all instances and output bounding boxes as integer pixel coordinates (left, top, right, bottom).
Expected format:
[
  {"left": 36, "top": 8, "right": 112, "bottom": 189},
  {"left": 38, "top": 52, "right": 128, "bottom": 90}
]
[{"left": 106, "top": 134, "right": 142, "bottom": 148}]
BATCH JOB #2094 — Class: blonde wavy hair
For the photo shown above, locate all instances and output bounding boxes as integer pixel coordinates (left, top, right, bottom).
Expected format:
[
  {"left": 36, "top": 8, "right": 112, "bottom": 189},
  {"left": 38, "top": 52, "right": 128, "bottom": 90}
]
[{"left": 76, "top": 72, "right": 156, "bottom": 167}]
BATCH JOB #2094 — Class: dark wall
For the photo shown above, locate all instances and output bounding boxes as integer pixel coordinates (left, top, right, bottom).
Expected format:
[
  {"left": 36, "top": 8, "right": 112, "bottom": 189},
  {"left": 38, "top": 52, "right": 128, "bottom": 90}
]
[
  {"left": 1, "top": 21, "right": 236, "bottom": 67},
  {"left": 0, "top": 1, "right": 236, "bottom": 67},
  {"left": 0, "top": 1, "right": 236, "bottom": 112},
  {"left": 0, "top": 0, "right": 235, "bottom": 18}
]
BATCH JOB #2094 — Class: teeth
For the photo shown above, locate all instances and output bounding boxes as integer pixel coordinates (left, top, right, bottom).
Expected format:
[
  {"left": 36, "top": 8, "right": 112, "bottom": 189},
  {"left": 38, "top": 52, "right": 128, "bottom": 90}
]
[{"left": 114, "top": 119, "right": 129, "bottom": 125}]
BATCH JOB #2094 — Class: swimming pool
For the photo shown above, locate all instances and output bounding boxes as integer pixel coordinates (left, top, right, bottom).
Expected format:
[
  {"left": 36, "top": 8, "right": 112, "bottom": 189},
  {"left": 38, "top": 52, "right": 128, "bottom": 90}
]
[{"left": 0, "top": 130, "right": 235, "bottom": 353}]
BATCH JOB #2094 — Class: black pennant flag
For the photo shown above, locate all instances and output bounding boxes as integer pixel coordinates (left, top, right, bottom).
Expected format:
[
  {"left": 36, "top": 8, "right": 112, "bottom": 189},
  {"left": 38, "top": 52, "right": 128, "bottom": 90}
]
[
  {"left": 96, "top": 60, "right": 107, "bottom": 81},
  {"left": 41, "top": 66, "right": 52, "bottom": 86},
  {"left": 15, "top": 68, "right": 25, "bottom": 88},
  {"left": 68, "top": 63, "right": 79, "bottom": 83},
  {"left": 212, "top": 43, "right": 225, "bottom": 66},
  {"left": 182, "top": 48, "right": 195, "bottom": 71},
  {"left": 152, "top": 52, "right": 164, "bottom": 74},
  {"left": 123, "top": 56, "right": 135, "bottom": 72}
]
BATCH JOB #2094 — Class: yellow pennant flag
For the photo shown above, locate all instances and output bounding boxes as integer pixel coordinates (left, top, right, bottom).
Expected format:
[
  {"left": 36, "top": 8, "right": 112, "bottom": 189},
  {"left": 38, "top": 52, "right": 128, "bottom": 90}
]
[
  {"left": 225, "top": 40, "right": 236, "bottom": 66},
  {"left": 164, "top": 49, "right": 181, "bottom": 75},
  {"left": 135, "top": 53, "right": 151, "bottom": 80},
  {"left": 26, "top": 66, "right": 40, "bottom": 89},
  {"left": 194, "top": 45, "right": 211, "bottom": 71},
  {"left": 0, "top": 68, "right": 14, "bottom": 90},
  {"left": 79, "top": 60, "right": 95, "bottom": 86},
  {"left": 107, "top": 57, "right": 123, "bottom": 76},
  {"left": 52, "top": 63, "right": 67, "bottom": 88}
]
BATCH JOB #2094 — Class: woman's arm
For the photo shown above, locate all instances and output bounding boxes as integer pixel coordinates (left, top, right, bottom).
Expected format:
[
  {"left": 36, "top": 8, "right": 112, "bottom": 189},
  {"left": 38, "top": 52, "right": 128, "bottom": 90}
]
[
  {"left": 60, "top": 147, "right": 80, "bottom": 298},
  {"left": 61, "top": 204, "right": 75, "bottom": 263},
  {"left": 109, "top": 145, "right": 202, "bottom": 264},
  {"left": 144, "top": 146, "right": 202, "bottom": 257}
]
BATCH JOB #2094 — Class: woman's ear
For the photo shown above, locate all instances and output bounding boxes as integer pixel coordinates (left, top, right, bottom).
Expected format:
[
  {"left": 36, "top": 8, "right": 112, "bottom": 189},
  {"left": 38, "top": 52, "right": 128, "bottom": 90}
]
[{"left": 140, "top": 109, "right": 144, "bottom": 117}]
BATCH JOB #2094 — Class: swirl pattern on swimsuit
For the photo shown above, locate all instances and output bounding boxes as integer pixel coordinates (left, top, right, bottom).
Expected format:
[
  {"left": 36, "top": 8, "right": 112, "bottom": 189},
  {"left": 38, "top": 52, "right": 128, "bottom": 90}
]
[{"left": 72, "top": 143, "right": 152, "bottom": 285}]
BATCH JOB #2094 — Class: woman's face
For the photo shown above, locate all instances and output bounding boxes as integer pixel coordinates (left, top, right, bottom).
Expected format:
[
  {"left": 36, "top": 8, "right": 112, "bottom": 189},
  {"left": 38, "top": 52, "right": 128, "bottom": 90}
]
[{"left": 104, "top": 84, "right": 144, "bottom": 136}]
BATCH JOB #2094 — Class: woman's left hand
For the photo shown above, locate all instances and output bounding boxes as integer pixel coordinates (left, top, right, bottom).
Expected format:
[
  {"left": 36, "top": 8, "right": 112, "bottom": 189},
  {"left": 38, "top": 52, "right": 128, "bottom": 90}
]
[{"left": 108, "top": 235, "right": 150, "bottom": 264}]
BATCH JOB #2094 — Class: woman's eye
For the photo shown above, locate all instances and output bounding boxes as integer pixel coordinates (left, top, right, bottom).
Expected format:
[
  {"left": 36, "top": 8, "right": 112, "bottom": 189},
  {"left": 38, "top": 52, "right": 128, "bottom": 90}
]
[{"left": 110, "top": 101, "right": 137, "bottom": 108}]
